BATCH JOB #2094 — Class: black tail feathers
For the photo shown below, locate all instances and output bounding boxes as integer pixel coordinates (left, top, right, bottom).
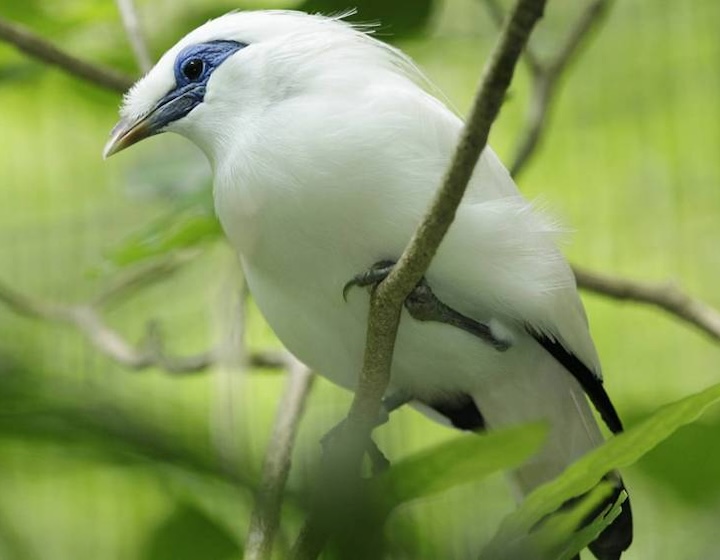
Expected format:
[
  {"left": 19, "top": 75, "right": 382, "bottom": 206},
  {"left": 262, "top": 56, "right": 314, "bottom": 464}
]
[
  {"left": 588, "top": 480, "right": 633, "bottom": 560},
  {"left": 557, "top": 475, "right": 632, "bottom": 559}
]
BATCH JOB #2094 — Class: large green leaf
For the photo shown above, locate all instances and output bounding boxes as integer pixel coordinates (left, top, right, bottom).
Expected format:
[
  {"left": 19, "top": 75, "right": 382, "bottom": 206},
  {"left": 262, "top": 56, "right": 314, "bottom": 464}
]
[
  {"left": 322, "top": 424, "right": 546, "bottom": 560},
  {"left": 372, "top": 422, "right": 548, "bottom": 511},
  {"left": 492, "top": 482, "right": 624, "bottom": 560},
  {"left": 551, "top": 490, "right": 626, "bottom": 560},
  {"left": 480, "top": 382, "right": 720, "bottom": 559}
]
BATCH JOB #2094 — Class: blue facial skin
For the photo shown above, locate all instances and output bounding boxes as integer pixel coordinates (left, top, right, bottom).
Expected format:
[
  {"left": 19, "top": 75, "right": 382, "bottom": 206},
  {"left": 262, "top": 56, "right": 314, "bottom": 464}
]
[
  {"left": 151, "top": 40, "right": 247, "bottom": 130},
  {"left": 104, "top": 40, "right": 246, "bottom": 158}
]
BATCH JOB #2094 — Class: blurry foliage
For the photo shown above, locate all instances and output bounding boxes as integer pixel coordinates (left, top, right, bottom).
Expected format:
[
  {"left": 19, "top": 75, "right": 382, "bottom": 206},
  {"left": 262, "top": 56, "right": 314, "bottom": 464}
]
[
  {"left": 298, "top": 0, "right": 436, "bottom": 38},
  {"left": 373, "top": 423, "right": 547, "bottom": 512},
  {"left": 102, "top": 187, "right": 220, "bottom": 270},
  {"left": 0, "top": 365, "right": 256, "bottom": 490},
  {"left": 100, "top": 142, "right": 220, "bottom": 270},
  {"left": 142, "top": 502, "right": 241, "bottom": 560},
  {"left": 632, "top": 411, "right": 720, "bottom": 506}
]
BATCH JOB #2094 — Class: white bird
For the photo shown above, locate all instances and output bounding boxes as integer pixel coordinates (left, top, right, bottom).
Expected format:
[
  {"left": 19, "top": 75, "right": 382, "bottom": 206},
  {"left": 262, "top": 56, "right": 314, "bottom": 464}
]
[{"left": 104, "top": 10, "right": 632, "bottom": 558}]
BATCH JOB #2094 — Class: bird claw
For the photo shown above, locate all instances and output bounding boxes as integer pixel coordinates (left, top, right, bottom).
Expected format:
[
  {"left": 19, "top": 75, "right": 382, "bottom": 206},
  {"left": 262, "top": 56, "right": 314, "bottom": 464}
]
[
  {"left": 342, "top": 260, "right": 397, "bottom": 301},
  {"left": 343, "top": 260, "right": 511, "bottom": 352}
]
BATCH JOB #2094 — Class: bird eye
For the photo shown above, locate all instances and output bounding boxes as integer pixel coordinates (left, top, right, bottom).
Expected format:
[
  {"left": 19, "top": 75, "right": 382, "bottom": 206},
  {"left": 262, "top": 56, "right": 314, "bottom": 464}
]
[{"left": 182, "top": 58, "right": 204, "bottom": 81}]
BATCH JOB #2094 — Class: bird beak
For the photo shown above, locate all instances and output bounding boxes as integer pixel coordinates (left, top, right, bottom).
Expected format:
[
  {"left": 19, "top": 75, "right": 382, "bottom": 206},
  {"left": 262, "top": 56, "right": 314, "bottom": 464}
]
[
  {"left": 103, "top": 87, "right": 204, "bottom": 159},
  {"left": 103, "top": 115, "right": 158, "bottom": 159}
]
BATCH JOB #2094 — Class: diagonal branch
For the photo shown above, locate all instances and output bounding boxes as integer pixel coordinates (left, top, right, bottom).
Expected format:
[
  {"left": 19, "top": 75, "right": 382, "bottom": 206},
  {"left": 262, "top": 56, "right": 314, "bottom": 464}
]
[
  {"left": 0, "top": 16, "right": 134, "bottom": 93},
  {"left": 290, "top": 1, "right": 548, "bottom": 558},
  {"left": 483, "top": 0, "right": 542, "bottom": 75},
  {"left": 546, "top": 0, "right": 610, "bottom": 80},
  {"left": 0, "top": 259, "right": 286, "bottom": 374},
  {"left": 511, "top": 0, "right": 610, "bottom": 177},
  {"left": 91, "top": 254, "right": 191, "bottom": 308},
  {"left": 114, "top": 0, "right": 153, "bottom": 73},
  {"left": 511, "top": 0, "right": 611, "bottom": 177},
  {"left": 481, "top": 0, "right": 611, "bottom": 177},
  {"left": 574, "top": 266, "right": 720, "bottom": 342}
]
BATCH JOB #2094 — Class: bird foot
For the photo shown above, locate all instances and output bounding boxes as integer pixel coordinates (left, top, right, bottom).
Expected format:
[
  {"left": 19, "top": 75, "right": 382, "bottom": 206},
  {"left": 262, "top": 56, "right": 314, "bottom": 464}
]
[
  {"left": 342, "top": 260, "right": 397, "bottom": 301},
  {"left": 320, "top": 419, "right": 391, "bottom": 475},
  {"left": 320, "top": 391, "right": 411, "bottom": 475},
  {"left": 344, "top": 260, "right": 511, "bottom": 351}
]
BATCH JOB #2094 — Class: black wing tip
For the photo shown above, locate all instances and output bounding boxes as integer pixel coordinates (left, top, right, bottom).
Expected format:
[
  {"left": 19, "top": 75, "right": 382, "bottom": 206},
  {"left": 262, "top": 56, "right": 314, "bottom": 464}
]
[
  {"left": 527, "top": 327, "right": 624, "bottom": 434},
  {"left": 528, "top": 326, "right": 633, "bottom": 558}
]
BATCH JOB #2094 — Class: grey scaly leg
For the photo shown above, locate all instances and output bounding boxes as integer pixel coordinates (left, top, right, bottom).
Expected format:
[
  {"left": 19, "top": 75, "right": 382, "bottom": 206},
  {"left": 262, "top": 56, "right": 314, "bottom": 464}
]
[{"left": 344, "top": 260, "right": 511, "bottom": 352}]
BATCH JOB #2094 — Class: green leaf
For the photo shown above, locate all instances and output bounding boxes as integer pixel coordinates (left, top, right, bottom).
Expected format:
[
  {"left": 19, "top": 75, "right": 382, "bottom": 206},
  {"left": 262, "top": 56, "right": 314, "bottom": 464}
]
[
  {"left": 142, "top": 502, "right": 241, "bottom": 560},
  {"left": 481, "top": 382, "right": 720, "bottom": 559},
  {"left": 372, "top": 422, "right": 548, "bottom": 511},
  {"left": 552, "top": 490, "right": 626, "bottom": 560},
  {"left": 101, "top": 188, "right": 222, "bottom": 270}
]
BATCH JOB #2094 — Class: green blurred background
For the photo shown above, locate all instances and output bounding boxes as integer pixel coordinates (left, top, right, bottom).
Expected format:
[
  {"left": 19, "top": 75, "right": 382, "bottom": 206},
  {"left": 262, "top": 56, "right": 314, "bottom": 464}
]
[{"left": 0, "top": 0, "right": 719, "bottom": 558}]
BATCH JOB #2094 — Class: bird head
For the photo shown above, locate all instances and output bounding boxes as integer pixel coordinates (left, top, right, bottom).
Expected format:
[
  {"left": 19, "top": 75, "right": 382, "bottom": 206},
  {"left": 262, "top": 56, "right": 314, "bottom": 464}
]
[{"left": 104, "top": 10, "right": 414, "bottom": 161}]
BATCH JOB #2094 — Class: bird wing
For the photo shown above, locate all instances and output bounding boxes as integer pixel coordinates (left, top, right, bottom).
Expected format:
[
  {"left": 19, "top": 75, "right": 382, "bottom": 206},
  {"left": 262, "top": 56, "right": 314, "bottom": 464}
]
[{"left": 389, "top": 85, "right": 621, "bottom": 430}]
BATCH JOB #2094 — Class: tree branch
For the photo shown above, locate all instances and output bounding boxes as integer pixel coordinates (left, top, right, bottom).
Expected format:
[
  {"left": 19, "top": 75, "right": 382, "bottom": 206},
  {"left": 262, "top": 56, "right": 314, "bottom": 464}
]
[
  {"left": 0, "top": 260, "right": 286, "bottom": 374},
  {"left": 290, "top": 1, "right": 548, "bottom": 558},
  {"left": 546, "top": 0, "right": 610, "bottom": 80},
  {"left": 91, "top": 255, "right": 190, "bottom": 308},
  {"left": 574, "top": 266, "right": 720, "bottom": 342},
  {"left": 245, "top": 357, "right": 314, "bottom": 560},
  {"left": 114, "top": 0, "right": 153, "bottom": 73},
  {"left": 0, "top": 16, "right": 134, "bottom": 93},
  {"left": 483, "top": 0, "right": 542, "bottom": 75}
]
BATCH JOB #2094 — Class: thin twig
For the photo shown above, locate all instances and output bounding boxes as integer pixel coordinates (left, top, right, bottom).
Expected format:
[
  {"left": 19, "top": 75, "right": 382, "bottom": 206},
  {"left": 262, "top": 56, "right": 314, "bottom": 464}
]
[
  {"left": 0, "top": 17, "right": 134, "bottom": 93},
  {"left": 290, "top": 1, "right": 548, "bottom": 558},
  {"left": 91, "top": 254, "right": 192, "bottom": 308},
  {"left": 512, "top": 1, "right": 611, "bottom": 176},
  {"left": 0, "top": 263, "right": 286, "bottom": 374},
  {"left": 574, "top": 266, "right": 720, "bottom": 342},
  {"left": 245, "top": 357, "right": 314, "bottom": 560},
  {"left": 483, "top": 0, "right": 542, "bottom": 75},
  {"left": 481, "top": 0, "right": 611, "bottom": 176},
  {"left": 114, "top": 0, "right": 153, "bottom": 72},
  {"left": 547, "top": 0, "right": 610, "bottom": 79}
]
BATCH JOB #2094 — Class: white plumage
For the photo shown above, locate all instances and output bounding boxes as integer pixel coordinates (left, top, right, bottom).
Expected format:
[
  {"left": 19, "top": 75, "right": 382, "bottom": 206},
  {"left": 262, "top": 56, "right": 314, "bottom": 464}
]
[{"left": 106, "top": 10, "right": 631, "bottom": 558}]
